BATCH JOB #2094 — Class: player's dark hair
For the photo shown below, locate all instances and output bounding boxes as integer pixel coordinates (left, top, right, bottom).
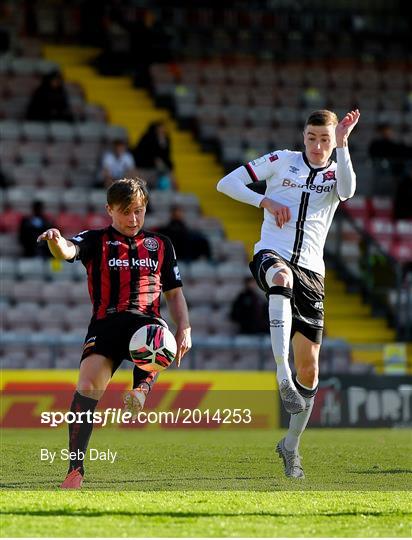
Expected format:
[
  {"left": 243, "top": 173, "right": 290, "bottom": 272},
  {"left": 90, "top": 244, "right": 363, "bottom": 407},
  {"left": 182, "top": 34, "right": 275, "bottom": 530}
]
[
  {"left": 107, "top": 178, "right": 149, "bottom": 211},
  {"left": 305, "top": 109, "right": 338, "bottom": 127}
]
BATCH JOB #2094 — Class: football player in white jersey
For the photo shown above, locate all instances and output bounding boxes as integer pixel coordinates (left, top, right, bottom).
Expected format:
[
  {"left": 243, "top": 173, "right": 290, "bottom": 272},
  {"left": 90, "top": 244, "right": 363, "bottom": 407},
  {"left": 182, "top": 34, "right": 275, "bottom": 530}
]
[{"left": 217, "top": 109, "right": 360, "bottom": 478}]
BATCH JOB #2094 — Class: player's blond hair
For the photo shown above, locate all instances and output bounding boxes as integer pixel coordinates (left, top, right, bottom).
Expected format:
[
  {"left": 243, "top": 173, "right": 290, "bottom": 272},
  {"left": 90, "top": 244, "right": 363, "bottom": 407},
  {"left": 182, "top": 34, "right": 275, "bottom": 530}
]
[
  {"left": 305, "top": 110, "right": 339, "bottom": 127},
  {"left": 107, "top": 178, "right": 149, "bottom": 211}
]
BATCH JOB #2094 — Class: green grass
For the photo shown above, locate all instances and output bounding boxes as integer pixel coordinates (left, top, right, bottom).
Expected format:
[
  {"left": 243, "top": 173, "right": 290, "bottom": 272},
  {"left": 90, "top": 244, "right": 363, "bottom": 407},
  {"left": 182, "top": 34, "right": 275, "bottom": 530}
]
[{"left": 1, "top": 428, "right": 411, "bottom": 537}]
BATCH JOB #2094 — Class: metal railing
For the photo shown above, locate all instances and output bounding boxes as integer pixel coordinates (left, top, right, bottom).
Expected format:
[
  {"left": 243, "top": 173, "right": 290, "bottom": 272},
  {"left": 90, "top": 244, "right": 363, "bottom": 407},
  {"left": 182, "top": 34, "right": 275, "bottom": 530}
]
[{"left": 326, "top": 209, "right": 411, "bottom": 340}]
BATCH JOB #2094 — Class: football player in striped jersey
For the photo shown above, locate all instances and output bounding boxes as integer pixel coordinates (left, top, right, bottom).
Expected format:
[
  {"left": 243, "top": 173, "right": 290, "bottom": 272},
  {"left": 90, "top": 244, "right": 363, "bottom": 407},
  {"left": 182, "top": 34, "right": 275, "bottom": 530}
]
[
  {"left": 38, "top": 177, "right": 191, "bottom": 488},
  {"left": 217, "top": 109, "right": 360, "bottom": 478}
]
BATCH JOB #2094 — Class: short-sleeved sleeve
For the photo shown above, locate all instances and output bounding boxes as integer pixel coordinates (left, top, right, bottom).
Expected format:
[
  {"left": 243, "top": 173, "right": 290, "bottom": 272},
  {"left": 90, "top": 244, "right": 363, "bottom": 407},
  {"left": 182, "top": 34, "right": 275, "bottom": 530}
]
[
  {"left": 68, "top": 229, "right": 101, "bottom": 264},
  {"left": 161, "top": 237, "right": 183, "bottom": 292},
  {"left": 245, "top": 150, "right": 287, "bottom": 182}
]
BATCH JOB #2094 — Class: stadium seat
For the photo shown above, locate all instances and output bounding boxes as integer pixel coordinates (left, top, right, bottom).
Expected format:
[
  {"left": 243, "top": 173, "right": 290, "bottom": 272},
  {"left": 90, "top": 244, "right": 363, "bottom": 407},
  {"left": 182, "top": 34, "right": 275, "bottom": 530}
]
[
  {"left": 391, "top": 242, "right": 412, "bottom": 263},
  {"left": 16, "top": 258, "right": 47, "bottom": 278},
  {"left": 0, "top": 120, "right": 22, "bottom": 141},
  {"left": 395, "top": 220, "right": 412, "bottom": 240},
  {"left": 46, "top": 259, "right": 76, "bottom": 280},
  {"left": 21, "top": 122, "right": 48, "bottom": 142},
  {"left": 55, "top": 209, "right": 85, "bottom": 237},
  {"left": 37, "top": 304, "right": 68, "bottom": 330},
  {"left": 184, "top": 282, "right": 216, "bottom": 306},
  {"left": 186, "top": 306, "right": 212, "bottom": 335},
  {"left": 75, "top": 122, "right": 106, "bottom": 143},
  {"left": 0, "top": 233, "right": 21, "bottom": 256},
  {"left": 17, "top": 141, "right": 46, "bottom": 166},
  {"left": 71, "top": 142, "right": 101, "bottom": 166},
  {"left": 187, "top": 260, "right": 217, "bottom": 282},
  {"left": 41, "top": 281, "right": 72, "bottom": 304},
  {"left": 0, "top": 347, "right": 28, "bottom": 368},
  {"left": 61, "top": 188, "right": 89, "bottom": 212},
  {"left": 69, "top": 281, "right": 89, "bottom": 304},
  {"left": 45, "top": 141, "right": 75, "bottom": 166},
  {"left": 0, "top": 258, "right": 17, "bottom": 278},
  {"left": 368, "top": 218, "right": 395, "bottom": 242},
  {"left": 40, "top": 165, "right": 70, "bottom": 187},
  {"left": 4, "top": 302, "right": 40, "bottom": 330},
  {"left": 216, "top": 262, "right": 249, "bottom": 280},
  {"left": 212, "top": 282, "right": 243, "bottom": 305},
  {"left": 64, "top": 305, "right": 92, "bottom": 329},
  {"left": 4, "top": 185, "right": 31, "bottom": 206},
  {"left": 104, "top": 124, "right": 128, "bottom": 143},
  {"left": 10, "top": 280, "right": 44, "bottom": 302},
  {"left": 341, "top": 196, "right": 370, "bottom": 219}
]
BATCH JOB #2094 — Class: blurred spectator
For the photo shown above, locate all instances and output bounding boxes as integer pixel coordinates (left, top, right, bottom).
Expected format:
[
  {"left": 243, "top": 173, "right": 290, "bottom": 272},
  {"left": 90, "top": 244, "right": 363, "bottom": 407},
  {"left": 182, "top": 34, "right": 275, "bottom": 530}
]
[
  {"left": 368, "top": 123, "right": 410, "bottom": 175},
  {"left": 394, "top": 166, "right": 412, "bottom": 220},
  {"left": 133, "top": 121, "right": 175, "bottom": 189},
  {"left": 84, "top": 204, "right": 111, "bottom": 230},
  {"left": 94, "top": 8, "right": 171, "bottom": 83},
  {"left": 157, "top": 206, "right": 211, "bottom": 262},
  {"left": 99, "top": 139, "right": 136, "bottom": 187},
  {"left": 26, "top": 71, "right": 74, "bottom": 122},
  {"left": 18, "top": 200, "right": 54, "bottom": 257},
  {"left": 0, "top": 159, "right": 10, "bottom": 188},
  {"left": 127, "top": 10, "right": 172, "bottom": 88},
  {"left": 0, "top": 203, "right": 23, "bottom": 233},
  {"left": 230, "top": 277, "right": 269, "bottom": 335}
]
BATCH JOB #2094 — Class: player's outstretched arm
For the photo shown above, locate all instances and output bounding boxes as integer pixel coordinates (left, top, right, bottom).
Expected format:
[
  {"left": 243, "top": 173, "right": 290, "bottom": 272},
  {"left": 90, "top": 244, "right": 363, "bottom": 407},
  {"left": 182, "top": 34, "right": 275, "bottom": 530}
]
[
  {"left": 217, "top": 166, "right": 266, "bottom": 208},
  {"left": 37, "top": 228, "right": 77, "bottom": 260},
  {"left": 335, "top": 109, "right": 360, "bottom": 147},
  {"left": 335, "top": 109, "right": 360, "bottom": 200},
  {"left": 164, "top": 287, "right": 192, "bottom": 367}
]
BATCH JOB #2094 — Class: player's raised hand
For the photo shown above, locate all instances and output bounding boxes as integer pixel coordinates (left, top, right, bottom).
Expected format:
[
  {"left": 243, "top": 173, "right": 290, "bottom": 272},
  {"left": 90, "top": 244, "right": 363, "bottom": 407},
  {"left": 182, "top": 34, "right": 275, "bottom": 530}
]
[
  {"left": 174, "top": 327, "right": 192, "bottom": 367},
  {"left": 260, "top": 198, "right": 291, "bottom": 228},
  {"left": 335, "top": 109, "right": 360, "bottom": 145},
  {"left": 37, "top": 228, "right": 63, "bottom": 244}
]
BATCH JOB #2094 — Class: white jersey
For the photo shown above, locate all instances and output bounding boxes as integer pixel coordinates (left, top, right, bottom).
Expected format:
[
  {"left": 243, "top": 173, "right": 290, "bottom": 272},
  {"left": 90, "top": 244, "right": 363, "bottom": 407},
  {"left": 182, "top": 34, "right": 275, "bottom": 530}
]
[{"left": 217, "top": 148, "right": 356, "bottom": 277}]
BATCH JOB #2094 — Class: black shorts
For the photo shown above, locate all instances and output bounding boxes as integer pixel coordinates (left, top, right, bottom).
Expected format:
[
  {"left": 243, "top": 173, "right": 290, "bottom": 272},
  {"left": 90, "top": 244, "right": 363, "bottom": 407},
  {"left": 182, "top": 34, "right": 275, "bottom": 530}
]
[
  {"left": 81, "top": 311, "right": 168, "bottom": 373},
  {"left": 249, "top": 249, "right": 324, "bottom": 344}
]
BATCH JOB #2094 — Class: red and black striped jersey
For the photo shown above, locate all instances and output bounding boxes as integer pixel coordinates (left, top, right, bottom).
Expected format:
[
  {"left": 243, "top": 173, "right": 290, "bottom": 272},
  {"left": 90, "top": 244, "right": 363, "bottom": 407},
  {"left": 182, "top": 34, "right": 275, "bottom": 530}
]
[{"left": 69, "top": 226, "right": 182, "bottom": 321}]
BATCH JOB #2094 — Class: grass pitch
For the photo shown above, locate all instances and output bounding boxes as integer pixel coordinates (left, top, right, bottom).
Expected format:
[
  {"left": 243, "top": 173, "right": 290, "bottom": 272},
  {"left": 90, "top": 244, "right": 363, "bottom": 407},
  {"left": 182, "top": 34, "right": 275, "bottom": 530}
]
[{"left": 1, "top": 428, "right": 411, "bottom": 537}]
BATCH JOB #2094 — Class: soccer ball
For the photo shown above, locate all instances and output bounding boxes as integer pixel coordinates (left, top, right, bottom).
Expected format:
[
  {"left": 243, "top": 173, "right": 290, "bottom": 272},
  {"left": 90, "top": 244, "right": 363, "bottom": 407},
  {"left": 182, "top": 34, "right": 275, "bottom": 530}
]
[{"left": 129, "top": 324, "right": 177, "bottom": 372}]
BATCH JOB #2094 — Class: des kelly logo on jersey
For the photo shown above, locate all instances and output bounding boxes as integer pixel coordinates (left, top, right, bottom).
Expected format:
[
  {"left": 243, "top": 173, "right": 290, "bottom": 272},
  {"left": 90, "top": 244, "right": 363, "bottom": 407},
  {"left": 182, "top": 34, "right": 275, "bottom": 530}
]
[
  {"left": 269, "top": 153, "right": 279, "bottom": 162},
  {"left": 108, "top": 257, "right": 159, "bottom": 270}
]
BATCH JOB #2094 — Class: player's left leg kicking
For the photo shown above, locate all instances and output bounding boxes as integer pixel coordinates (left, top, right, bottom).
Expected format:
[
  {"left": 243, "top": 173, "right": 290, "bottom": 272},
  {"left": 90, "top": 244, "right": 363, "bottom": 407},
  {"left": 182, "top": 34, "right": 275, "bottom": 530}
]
[
  {"left": 60, "top": 353, "right": 113, "bottom": 489},
  {"left": 276, "top": 332, "right": 319, "bottom": 479},
  {"left": 123, "top": 366, "right": 157, "bottom": 420}
]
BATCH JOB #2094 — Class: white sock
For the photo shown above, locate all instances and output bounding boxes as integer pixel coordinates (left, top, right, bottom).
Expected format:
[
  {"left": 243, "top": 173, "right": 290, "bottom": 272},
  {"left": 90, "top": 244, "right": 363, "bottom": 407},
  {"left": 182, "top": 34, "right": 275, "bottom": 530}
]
[
  {"left": 284, "top": 395, "right": 315, "bottom": 452},
  {"left": 268, "top": 294, "right": 293, "bottom": 385}
]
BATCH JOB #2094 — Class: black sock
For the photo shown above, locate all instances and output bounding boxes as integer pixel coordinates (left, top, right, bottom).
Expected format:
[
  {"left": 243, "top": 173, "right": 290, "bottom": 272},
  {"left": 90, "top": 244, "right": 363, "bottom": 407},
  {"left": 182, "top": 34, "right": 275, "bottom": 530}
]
[
  {"left": 293, "top": 374, "right": 318, "bottom": 399},
  {"left": 133, "top": 365, "right": 157, "bottom": 391},
  {"left": 68, "top": 391, "right": 98, "bottom": 475}
]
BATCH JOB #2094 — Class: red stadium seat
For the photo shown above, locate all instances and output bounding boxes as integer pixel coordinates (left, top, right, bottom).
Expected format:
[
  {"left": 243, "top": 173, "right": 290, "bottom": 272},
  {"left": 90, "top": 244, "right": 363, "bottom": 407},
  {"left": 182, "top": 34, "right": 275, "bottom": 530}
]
[
  {"left": 368, "top": 218, "right": 395, "bottom": 242},
  {"left": 55, "top": 209, "right": 86, "bottom": 237},
  {"left": 391, "top": 242, "right": 412, "bottom": 263},
  {"left": 0, "top": 206, "right": 23, "bottom": 233},
  {"left": 83, "top": 211, "right": 111, "bottom": 230},
  {"left": 370, "top": 197, "right": 393, "bottom": 219},
  {"left": 341, "top": 196, "right": 370, "bottom": 219},
  {"left": 395, "top": 220, "right": 412, "bottom": 240}
]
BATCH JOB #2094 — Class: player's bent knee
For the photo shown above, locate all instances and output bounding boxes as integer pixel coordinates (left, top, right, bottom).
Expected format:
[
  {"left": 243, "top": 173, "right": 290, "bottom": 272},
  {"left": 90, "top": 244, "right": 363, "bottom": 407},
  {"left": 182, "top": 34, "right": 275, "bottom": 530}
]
[
  {"left": 77, "top": 379, "right": 105, "bottom": 400},
  {"left": 265, "top": 265, "right": 293, "bottom": 289},
  {"left": 298, "top": 365, "right": 319, "bottom": 388}
]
